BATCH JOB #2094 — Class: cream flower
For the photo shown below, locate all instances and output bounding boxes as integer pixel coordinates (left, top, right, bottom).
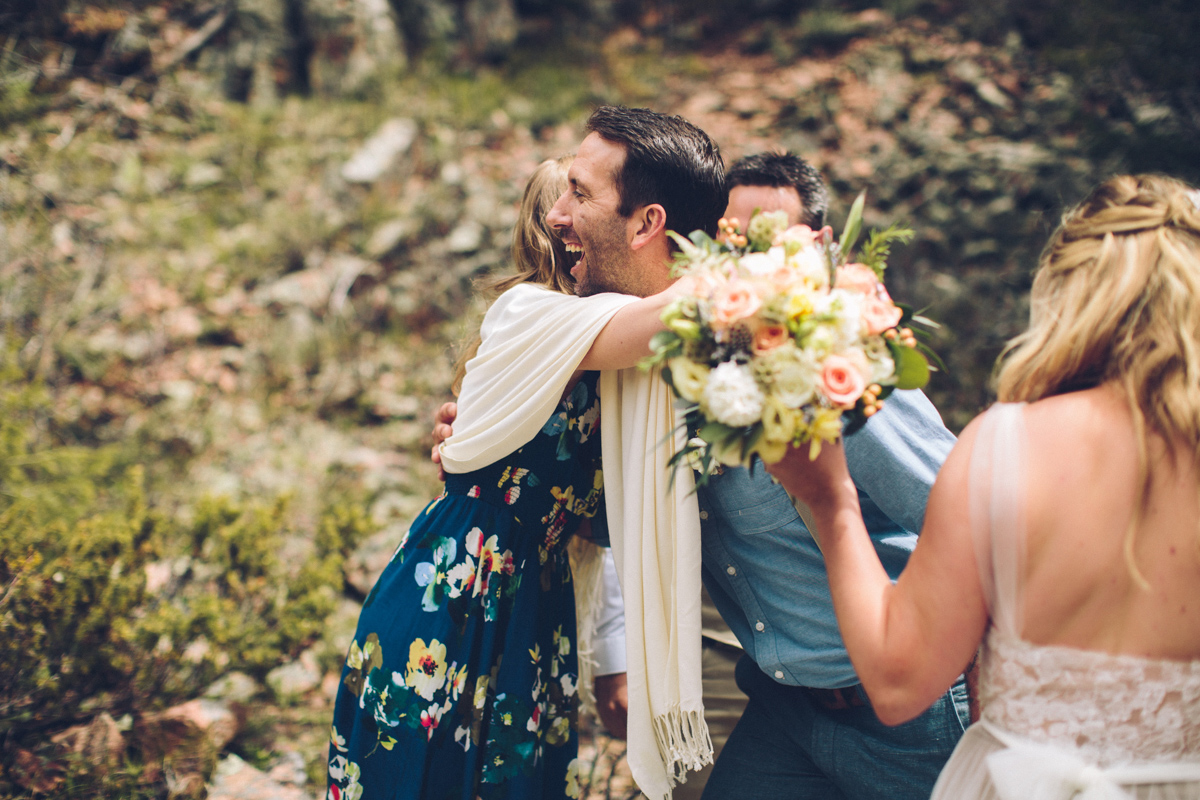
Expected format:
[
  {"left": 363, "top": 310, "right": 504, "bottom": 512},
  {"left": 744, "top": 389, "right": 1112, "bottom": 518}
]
[
  {"left": 761, "top": 395, "right": 798, "bottom": 444},
  {"left": 703, "top": 361, "right": 764, "bottom": 427},
  {"left": 759, "top": 345, "right": 819, "bottom": 408},
  {"left": 668, "top": 357, "right": 711, "bottom": 403},
  {"left": 786, "top": 243, "right": 829, "bottom": 288},
  {"left": 738, "top": 248, "right": 784, "bottom": 278}
]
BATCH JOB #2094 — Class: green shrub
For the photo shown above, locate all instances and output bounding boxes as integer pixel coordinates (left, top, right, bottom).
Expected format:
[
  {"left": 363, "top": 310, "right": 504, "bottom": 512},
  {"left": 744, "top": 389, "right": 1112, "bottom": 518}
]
[{"left": 0, "top": 352, "right": 375, "bottom": 792}]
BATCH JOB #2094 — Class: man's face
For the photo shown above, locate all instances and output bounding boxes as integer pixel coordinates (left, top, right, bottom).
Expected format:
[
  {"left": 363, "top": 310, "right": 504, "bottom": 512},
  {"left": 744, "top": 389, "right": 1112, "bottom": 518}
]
[
  {"left": 723, "top": 184, "right": 806, "bottom": 236},
  {"left": 547, "top": 133, "right": 647, "bottom": 297}
]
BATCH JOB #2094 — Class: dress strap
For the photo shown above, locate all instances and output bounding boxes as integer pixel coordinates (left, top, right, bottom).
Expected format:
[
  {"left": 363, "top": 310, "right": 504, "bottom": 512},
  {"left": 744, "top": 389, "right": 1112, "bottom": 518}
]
[{"left": 968, "top": 403, "right": 1027, "bottom": 638}]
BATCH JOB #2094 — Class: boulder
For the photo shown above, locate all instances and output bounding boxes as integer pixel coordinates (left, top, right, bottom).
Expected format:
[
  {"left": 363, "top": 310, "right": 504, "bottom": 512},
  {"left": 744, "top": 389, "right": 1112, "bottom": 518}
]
[
  {"left": 341, "top": 118, "right": 418, "bottom": 184},
  {"left": 266, "top": 647, "right": 323, "bottom": 699},
  {"left": 51, "top": 712, "right": 126, "bottom": 769},
  {"left": 207, "top": 753, "right": 309, "bottom": 800}
]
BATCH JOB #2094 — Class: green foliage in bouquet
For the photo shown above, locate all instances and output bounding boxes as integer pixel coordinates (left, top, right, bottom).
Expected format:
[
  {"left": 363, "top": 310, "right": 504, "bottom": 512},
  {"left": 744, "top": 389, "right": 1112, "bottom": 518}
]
[{"left": 0, "top": 350, "right": 374, "bottom": 790}]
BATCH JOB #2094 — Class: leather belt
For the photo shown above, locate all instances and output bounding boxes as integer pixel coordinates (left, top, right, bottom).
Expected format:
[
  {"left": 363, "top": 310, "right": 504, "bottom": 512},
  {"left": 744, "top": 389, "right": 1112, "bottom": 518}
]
[{"left": 802, "top": 684, "right": 868, "bottom": 711}]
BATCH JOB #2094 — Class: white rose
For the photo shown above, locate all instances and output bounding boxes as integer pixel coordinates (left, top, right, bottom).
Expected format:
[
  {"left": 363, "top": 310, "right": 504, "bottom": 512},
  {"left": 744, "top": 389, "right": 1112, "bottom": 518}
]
[
  {"left": 761, "top": 345, "right": 819, "bottom": 408},
  {"left": 787, "top": 244, "right": 829, "bottom": 287},
  {"left": 739, "top": 247, "right": 785, "bottom": 277},
  {"left": 702, "top": 361, "right": 764, "bottom": 428}
]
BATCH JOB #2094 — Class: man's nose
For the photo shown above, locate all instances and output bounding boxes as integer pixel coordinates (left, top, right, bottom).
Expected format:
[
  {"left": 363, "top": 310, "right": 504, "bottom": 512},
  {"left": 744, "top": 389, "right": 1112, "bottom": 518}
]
[{"left": 546, "top": 191, "right": 569, "bottom": 229}]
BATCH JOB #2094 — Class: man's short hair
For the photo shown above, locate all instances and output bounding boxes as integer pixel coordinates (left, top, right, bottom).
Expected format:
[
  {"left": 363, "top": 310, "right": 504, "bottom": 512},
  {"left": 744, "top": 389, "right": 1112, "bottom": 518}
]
[
  {"left": 727, "top": 152, "right": 829, "bottom": 229},
  {"left": 586, "top": 106, "right": 726, "bottom": 239}
]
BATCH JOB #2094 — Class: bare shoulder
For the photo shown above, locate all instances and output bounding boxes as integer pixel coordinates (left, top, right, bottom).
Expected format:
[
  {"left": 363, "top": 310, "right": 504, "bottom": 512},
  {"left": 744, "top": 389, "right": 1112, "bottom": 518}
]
[{"left": 1021, "top": 385, "right": 1133, "bottom": 451}]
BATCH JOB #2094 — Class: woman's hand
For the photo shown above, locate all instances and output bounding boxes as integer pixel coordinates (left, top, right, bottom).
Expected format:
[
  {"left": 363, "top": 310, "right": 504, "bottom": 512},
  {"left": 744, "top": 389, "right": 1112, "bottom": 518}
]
[{"left": 764, "top": 437, "right": 854, "bottom": 514}]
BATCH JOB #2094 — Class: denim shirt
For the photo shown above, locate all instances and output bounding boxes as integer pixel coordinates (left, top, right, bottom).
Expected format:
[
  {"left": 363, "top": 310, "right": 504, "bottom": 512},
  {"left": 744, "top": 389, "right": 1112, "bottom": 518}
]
[{"left": 697, "top": 389, "right": 956, "bottom": 689}]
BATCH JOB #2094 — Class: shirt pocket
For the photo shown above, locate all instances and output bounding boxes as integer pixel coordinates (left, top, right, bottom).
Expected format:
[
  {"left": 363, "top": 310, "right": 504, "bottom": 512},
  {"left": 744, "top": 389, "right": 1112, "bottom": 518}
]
[{"left": 711, "top": 479, "right": 802, "bottom": 536}]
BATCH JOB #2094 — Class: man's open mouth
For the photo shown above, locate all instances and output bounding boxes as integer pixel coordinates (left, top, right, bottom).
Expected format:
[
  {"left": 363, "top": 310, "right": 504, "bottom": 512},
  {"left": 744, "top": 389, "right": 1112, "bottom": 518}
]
[{"left": 564, "top": 242, "right": 584, "bottom": 271}]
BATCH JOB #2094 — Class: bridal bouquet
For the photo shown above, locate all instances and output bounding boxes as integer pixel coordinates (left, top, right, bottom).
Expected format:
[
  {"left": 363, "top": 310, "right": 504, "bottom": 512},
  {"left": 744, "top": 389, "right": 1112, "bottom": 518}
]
[{"left": 642, "top": 193, "right": 937, "bottom": 478}]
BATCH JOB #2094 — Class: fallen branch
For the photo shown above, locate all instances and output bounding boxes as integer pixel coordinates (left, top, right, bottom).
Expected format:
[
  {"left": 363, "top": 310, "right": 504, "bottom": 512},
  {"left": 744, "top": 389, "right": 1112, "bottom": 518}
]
[{"left": 152, "top": 7, "right": 231, "bottom": 75}]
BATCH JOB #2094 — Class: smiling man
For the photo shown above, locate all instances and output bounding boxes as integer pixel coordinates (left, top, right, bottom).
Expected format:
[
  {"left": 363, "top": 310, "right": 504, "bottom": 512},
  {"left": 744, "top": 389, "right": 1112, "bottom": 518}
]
[{"left": 547, "top": 105, "right": 726, "bottom": 299}]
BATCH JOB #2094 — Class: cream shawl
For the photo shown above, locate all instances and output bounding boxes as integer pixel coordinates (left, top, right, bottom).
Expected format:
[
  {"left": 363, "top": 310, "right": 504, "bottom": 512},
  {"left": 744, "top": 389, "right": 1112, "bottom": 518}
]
[{"left": 439, "top": 283, "right": 710, "bottom": 799}]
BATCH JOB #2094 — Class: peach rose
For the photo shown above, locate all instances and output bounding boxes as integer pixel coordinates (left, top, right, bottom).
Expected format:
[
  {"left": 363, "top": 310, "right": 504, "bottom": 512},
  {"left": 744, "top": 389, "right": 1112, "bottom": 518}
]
[
  {"left": 773, "top": 224, "right": 819, "bottom": 249},
  {"left": 752, "top": 323, "right": 790, "bottom": 355},
  {"left": 834, "top": 263, "right": 879, "bottom": 295},
  {"left": 861, "top": 295, "right": 903, "bottom": 335},
  {"left": 822, "top": 354, "right": 867, "bottom": 408},
  {"left": 711, "top": 278, "right": 762, "bottom": 329}
]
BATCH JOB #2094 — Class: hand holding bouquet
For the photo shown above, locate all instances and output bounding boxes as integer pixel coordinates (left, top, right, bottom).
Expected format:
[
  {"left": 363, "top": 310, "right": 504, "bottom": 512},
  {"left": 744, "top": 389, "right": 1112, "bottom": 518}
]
[{"left": 642, "top": 193, "right": 937, "bottom": 480}]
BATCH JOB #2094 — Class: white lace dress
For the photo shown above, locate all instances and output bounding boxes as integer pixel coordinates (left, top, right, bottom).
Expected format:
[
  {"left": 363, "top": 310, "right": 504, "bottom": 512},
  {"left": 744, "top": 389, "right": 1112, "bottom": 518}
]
[{"left": 930, "top": 403, "right": 1200, "bottom": 800}]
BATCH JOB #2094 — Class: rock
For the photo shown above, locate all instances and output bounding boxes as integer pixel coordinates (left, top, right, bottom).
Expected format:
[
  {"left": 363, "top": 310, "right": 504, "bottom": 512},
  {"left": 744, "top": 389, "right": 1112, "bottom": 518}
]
[
  {"left": 207, "top": 753, "right": 309, "bottom": 800},
  {"left": 341, "top": 118, "right": 418, "bottom": 183},
  {"left": 365, "top": 217, "right": 419, "bottom": 257},
  {"left": 446, "top": 219, "right": 485, "bottom": 253},
  {"left": 204, "top": 671, "right": 261, "bottom": 704},
  {"left": 163, "top": 306, "right": 204, "bottom": 341},
  {"left": 134, "top": 698, "right": 239, "bottom": 767},
  {"left": 185, "top": 162, "right": 224, "bottom": 188},
  {"left": 266, "top": 647, "right": 322, "bottom": 699},
  {"left": 265, "top": 750, "right": 308, "bottom": 786},
  {"left": 51, "top": 712, "right": 126, "bottom": 769}
]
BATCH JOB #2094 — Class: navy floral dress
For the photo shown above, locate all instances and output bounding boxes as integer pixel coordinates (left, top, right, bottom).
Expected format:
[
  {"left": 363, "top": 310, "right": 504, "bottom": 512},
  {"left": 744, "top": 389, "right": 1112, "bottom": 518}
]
[{"left": 327, "top": 373, "right": 604, "bottom": 800}]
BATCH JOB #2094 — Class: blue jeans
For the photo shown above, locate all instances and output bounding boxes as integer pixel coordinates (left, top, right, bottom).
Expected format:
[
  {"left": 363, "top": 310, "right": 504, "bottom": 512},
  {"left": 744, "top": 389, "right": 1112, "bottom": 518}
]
[{"left": 700, "top": 655, "right": 969, "bottom": 800}]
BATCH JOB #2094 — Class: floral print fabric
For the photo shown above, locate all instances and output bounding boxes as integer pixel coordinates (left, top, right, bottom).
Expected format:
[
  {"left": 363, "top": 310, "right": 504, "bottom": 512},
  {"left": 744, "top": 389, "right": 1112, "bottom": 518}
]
[{"left": 328, "top": 373, "right": 604, "bottom": 800}]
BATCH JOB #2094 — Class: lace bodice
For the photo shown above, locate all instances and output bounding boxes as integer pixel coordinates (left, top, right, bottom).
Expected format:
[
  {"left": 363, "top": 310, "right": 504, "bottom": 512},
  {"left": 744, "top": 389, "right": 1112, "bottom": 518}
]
[
  {"left": 969, "top": 402, "right": 1200, "bottom": 772},
  {"left": 979, "top": 627, "right": 1200, "bottom": 767}
]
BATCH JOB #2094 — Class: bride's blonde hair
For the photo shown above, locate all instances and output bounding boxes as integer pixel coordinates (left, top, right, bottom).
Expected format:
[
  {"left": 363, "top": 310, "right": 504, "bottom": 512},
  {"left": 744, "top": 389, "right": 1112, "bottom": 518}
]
[
  {"left": 451, "top": 155, "right": 575, "bottom": 395},
  {"left": 996, "top": 174, "right": 1200, "bottom": 584}
]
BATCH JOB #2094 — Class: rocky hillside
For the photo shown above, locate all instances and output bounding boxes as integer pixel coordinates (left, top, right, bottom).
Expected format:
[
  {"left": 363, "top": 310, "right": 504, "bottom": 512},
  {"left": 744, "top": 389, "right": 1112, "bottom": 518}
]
[{"left": 2, "top": 2, "right": 1198, "bottom": 797}]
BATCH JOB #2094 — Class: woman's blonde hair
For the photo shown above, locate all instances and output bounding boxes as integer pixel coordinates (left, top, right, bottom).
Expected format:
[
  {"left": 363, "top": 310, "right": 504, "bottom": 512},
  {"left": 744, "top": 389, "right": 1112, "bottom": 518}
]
[
  {"left": 451, "top": 155, "right": 575, "bottom": 394},
  {"left": 995, "top": 174, "right": 1200, "bottom": 584}
]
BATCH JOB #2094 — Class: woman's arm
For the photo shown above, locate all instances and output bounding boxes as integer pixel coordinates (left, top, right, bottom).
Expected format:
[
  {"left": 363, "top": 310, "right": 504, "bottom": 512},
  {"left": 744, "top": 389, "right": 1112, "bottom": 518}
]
[
  {"left": 765, "top": 417, "right": 990, "bottom": 725},
  {"left": 576, "top": 278, "right": 694, "bottom": 372}
]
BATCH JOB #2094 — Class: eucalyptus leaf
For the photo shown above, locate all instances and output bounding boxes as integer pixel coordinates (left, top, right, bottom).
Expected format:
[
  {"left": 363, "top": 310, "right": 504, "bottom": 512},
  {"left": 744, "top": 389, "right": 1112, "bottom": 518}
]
[{"left": 838, "top": 191, "right": 866, "bottom": 256}]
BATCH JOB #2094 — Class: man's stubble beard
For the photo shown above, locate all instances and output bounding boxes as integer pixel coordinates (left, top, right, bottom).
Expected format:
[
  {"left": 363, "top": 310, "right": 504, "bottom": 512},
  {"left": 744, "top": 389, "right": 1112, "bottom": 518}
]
[{"left": 574, "top": 215, "right": 648, "bottom": 298}]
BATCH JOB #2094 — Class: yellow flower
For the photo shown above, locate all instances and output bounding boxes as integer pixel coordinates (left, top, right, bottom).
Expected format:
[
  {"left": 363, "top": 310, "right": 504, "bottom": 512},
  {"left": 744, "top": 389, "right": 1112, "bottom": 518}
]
[
  {"left": 473, "top": 674, "right": 489, "bottom": 709},
  {"left": 754, "top": 438, "right": 789, "bottom": 464},
  {"left": 784, "top": 289, "right": 815, "bottom": 321},
  {"left": 405, "top": 638, "right": 448, "bottom": 701},
  {"left": 761, "top": 396, "right": 797, "bottom": 444},
  {"left": 807, "top": 407, "right": 845, "bottom": 458},
  {"left": 668, "top": 357, "right": 711, "bottom": 404}
]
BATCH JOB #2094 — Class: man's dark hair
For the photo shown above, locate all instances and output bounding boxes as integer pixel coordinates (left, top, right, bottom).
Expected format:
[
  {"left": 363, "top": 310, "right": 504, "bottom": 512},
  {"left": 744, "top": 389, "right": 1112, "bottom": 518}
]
[
  {"left": 586, "top": 106, "right": 726, "bottom": 239},
  {"left": 727, "top": 152, "right": 829, "bottom": 229}
]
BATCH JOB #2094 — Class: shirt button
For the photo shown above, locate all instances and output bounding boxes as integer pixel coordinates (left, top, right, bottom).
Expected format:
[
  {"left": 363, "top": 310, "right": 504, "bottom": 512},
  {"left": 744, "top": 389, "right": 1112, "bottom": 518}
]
[
  {"left": 699, "top": 510, "right": 709, "bottom": 520},
  {"left": 726, "top": 565, "right": 736, "bottom": 576},
  {"left": 775, "top": 670, "right": 785, "bottom": 680},
  {"left": 755, "top": 621, "right": 765, "bottom": 632}
]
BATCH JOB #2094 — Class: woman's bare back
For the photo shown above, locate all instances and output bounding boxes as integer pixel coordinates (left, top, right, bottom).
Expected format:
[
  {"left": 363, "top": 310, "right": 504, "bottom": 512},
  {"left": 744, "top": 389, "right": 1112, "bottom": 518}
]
[{"left": 1020, "top": 384, "right": 1200, "bottom": 660}]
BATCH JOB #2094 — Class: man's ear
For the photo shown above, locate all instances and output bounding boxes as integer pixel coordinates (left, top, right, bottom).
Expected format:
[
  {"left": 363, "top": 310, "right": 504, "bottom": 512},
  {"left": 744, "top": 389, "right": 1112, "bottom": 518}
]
[{"left": 629, "top": 203, "right": 667, "bottom": 251}]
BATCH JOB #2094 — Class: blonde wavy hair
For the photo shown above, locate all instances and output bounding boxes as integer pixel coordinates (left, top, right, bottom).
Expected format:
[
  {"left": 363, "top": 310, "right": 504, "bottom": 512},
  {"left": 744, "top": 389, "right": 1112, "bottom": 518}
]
[
  {"left": 995, "top": 174, "right": 1200, "bottom": 585},
  {"left": 451, "top": 155, "right": 576, "bottom": 394}
]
